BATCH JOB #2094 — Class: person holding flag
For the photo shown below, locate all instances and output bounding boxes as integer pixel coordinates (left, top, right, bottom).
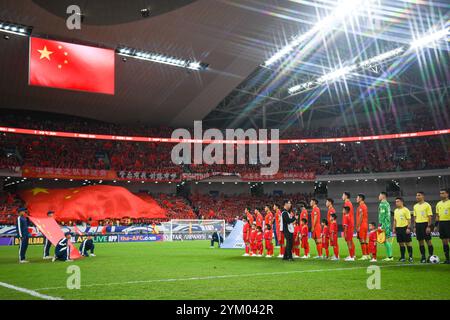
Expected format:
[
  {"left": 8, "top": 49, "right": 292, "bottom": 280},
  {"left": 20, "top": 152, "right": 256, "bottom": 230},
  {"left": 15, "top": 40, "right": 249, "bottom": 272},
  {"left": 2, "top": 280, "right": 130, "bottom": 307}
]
[
  {"left": 53, "top": 232, "right": 73, "bottom": 262},
  {"left": 378, "top": 192, "right": 393, "bottom": 261},
  {"left": 80, "top": 234, "right": 96, "bottom": 257},
  {"left": 17, "top": 207, "right": 30, "bottom": 264},
  {"left": 43, "top": 211, "right": 55, "bottom": 260}
]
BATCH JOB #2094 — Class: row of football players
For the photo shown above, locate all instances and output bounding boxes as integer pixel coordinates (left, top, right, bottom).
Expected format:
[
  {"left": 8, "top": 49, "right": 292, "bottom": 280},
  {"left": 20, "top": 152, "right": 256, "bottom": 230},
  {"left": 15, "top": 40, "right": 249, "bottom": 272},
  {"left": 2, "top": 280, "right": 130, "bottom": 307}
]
[
  {"left": 243, "top": 213, "right": 378, "bottom": 261},
  {"left": 241, "top": 188, "right": 450, "bottom": 263}
]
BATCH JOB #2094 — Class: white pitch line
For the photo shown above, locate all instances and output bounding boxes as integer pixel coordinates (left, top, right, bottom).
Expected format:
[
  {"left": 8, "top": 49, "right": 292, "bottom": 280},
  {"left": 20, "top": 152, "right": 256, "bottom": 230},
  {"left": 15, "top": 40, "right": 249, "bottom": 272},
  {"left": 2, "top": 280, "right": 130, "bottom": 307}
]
[
  {"left": 34, "top": 263, "right": 421, "bottom": 292},
  {"left": 0, "top": 281, "right": 63, "bottom": 300}
]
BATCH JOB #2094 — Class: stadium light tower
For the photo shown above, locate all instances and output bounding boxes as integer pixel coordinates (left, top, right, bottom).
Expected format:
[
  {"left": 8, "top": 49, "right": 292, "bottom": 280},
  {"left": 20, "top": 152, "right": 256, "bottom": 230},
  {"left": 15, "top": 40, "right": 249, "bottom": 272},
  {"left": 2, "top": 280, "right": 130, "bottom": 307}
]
[
  {"left": 264, "top": 0, "right": 375, "bottom": 67},
  {"left": 287, "top": 24, "right": 449, "bottom": 96},
  {"left": 316, "top": 65, "right": 358, "bottom": 84},
  {"left": 288, "top": 47, "right": 405, "bottom": 95}
]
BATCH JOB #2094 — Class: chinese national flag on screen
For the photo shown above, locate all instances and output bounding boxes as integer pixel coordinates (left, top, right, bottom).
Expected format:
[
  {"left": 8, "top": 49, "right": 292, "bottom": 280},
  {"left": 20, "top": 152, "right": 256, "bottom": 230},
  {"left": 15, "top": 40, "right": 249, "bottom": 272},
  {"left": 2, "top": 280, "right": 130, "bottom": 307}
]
[{"left": 29, "top": 37, "right": 115, "bottom": 95}]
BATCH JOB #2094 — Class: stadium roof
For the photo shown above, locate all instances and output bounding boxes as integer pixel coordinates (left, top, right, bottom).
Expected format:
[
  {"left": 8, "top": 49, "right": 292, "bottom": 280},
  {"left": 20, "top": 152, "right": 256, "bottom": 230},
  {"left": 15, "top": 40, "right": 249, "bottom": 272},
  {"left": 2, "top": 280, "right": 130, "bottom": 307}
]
[
  {"left": 203, "top": 1, "right": 450, "bottom": 131},
  {"left": 0, "top": 0, "right": 308, "bottom": 126},
  {"left": 0, "top": 0, "right": 448, "bottom": 129}
]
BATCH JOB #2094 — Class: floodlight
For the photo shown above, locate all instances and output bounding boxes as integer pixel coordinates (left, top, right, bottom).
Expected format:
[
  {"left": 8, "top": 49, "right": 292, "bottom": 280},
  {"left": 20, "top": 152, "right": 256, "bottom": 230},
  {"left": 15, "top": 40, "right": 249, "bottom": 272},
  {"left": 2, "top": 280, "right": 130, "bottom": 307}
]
[
  {"left": 116, "top": 46, "right": 208, "bottom": 71},
  {"left": 264, "top": 0, "right": 373, "bottom": 66},
  {"left": 410, "top": 28, "right": 449, "bottom": 49},
  {"left": 0, "top": 20, "right": 32, "bottom": 36}
]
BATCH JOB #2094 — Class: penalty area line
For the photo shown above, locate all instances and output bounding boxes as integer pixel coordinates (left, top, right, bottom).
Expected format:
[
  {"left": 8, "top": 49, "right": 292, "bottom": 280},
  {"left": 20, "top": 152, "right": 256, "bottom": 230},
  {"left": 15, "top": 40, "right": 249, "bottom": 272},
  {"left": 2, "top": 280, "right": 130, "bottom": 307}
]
[
  {"left": 0, "top": 281, "right": 63, "bottom": 300},
  {"left": 33, "top": 263, "right": 421, "bottom": 292}
]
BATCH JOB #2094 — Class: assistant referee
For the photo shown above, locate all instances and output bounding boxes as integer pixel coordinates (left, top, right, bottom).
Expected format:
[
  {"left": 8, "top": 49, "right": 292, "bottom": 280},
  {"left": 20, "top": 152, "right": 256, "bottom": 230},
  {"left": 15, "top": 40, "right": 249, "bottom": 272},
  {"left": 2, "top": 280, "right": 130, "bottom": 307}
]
[
  {"left": 413, "top": 192, "right": 434, "bottom": 263},
  {"left": 436, "top": 188, "right": 450, "bottom": 264},
  {"left": 393, "top": 197, "right": 413, "bottom": 262}
]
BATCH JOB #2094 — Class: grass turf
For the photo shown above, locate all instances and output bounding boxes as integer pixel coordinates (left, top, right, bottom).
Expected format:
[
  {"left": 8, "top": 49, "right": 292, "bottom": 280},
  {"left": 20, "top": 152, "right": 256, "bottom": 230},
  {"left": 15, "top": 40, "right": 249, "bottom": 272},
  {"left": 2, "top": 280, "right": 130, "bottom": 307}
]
[{"left": 0, "top": 239, "right": 449, "bottom": 300}]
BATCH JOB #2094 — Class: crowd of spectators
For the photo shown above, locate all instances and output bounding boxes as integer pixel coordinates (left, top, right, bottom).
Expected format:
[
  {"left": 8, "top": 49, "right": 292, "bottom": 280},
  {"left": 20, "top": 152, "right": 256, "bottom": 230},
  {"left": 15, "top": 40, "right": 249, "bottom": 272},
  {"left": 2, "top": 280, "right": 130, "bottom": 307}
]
[
  {"left": 188, "top": 192, "right": 313, "bottom": 223},
  {"left": 1, "top": 109, "right": 448, "bottom": 227},
  {"left": 0, "top": 192, "right": 23, "bottom": 225},
  {"left": 1, "top": 110, "right": 449, "bottom": 175},
  {"left": 143, "top": 193, "right": 197, "bottom": 220}
]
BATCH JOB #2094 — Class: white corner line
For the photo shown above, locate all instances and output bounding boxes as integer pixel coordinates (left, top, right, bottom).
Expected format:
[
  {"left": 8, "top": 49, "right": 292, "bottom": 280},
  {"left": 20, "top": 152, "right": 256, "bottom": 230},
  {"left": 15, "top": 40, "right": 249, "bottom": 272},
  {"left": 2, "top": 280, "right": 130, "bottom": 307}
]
[{"left": 0, "top": 281, "right": 63, "bottom": 300}]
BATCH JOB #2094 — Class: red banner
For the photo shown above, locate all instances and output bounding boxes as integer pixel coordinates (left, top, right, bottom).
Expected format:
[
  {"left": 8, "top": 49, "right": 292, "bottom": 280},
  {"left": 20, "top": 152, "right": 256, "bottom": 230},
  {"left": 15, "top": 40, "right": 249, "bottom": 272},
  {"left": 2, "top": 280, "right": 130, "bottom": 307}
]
[
  {"left": 22, "top": 167, "right": 183, "bottom": 182},
  {"left": 29, "top": 216, "right": 81, "bottom": 259},
  {"left": 20, "top": 167, "right": 314, "bottom": 182},
  {"left": 117, "top": 170, "right": 180, "bottom": 182},
  {"left": 29, "top": 37, "right": 115, "bottom": 95},
  {"left": 180, "top": 172, "right": 237, "bottom": 181},
  {"left": 22, "top": 166, "right": 117, "bottom": 180},
  {"left": 240, "top": 171, "right": 316, "bottom": 181}
]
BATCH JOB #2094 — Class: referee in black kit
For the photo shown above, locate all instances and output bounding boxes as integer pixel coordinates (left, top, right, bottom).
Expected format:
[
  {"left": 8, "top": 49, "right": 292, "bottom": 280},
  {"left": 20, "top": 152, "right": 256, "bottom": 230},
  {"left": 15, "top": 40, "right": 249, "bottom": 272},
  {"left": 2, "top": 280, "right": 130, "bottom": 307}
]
[{"left": 281, "top": 200, "right": 296, "bottom": 261}]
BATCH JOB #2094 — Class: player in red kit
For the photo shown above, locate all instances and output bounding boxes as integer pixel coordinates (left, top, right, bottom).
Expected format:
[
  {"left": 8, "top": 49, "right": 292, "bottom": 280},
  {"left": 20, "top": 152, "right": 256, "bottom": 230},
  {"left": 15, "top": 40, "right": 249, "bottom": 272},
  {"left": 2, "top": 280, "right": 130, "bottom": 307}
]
[
  {"left": 242, "top": 217, "right": 250, "bottom": 257},
  {"left": 274, "top": 203, "right": 285, "bottom": 258},
  {"left": 300, "top": 218, "right": 310, "bottom": 258},
  {"left": 249, "top": 223, "right": 257, "bottom": 256},
  {"left": 329, "top": 213, "right": 339, "bottom": 260},
  {"left": 310, "top": 199, "right": 323, "bottom": 258},
  {"left": 321, "top": 219, "right": 330, "bottom": 259},
  {"left": 326, "top": 198, "right": 336, "bottom": 225},
  {"left": 356, "top": 193, "right": 369, "bottom": 260},
  {"left": 264, "top": 224, "right": 273, "bottom": 257},
  {"left": 256, "top": 226, "right": 263, "bottom": 256},
  {"left": 299, "top": 202, "right": 308, "bottom": 223},
  {"left": 255, "top": 209, "right": 263, "bottom": 228},
  {"left": 274, "top": 203, "right": 281, "bottom": 245},
  {"left": 368, "top": 222, "right": 378, "bottom": 262},
  {"left": 245, "top": 207, "right": 254, "bottom": 225},
  {"left": 264, "top": 205, "right": 273, "bottom": 229},
  {"left": 342, "top": 192, "right": 355, "bottom": 261},
  {"left": 293, "top": 219, "right": 301, "bottom": 258}
]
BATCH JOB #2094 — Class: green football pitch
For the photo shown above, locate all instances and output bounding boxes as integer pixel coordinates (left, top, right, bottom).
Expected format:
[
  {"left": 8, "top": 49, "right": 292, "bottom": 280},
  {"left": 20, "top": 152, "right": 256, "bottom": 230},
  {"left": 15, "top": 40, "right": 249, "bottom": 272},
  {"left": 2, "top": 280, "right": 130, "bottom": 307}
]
[{"left": 0, "top": 239, "right": 449, "bottom": 300}]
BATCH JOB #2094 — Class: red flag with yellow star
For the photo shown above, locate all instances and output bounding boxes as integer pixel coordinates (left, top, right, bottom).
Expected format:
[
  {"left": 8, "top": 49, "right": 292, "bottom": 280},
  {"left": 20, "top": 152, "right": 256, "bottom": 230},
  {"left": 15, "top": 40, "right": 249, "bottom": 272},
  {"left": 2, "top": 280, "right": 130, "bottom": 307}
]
[
  {"left": 29, "top": 37, "right": 115, "bottom": 94},
  {"left": 19, "top": 186, "right": 166, "bottom": 222}
]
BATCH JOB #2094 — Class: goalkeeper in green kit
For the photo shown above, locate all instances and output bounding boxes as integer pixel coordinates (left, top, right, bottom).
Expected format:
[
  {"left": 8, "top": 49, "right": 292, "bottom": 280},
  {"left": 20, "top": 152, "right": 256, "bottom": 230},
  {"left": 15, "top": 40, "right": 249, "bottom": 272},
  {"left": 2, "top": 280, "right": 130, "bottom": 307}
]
[{"left": 378, "top": 192, "right": 394, "bottom": 261}]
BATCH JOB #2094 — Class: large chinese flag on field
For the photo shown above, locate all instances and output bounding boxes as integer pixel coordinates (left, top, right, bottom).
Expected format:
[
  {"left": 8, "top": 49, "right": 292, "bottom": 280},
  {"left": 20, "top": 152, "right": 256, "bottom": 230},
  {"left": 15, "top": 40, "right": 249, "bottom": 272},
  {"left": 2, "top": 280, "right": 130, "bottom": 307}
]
[
  {"left": 29, "top": 37, "right": 115, "bottom": 94},
  {"left": 19, "top": 186, "right": 166, "bottom": 221},
  {"left": 29, "top": 216, "right": 82, "bottom": 260}
]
